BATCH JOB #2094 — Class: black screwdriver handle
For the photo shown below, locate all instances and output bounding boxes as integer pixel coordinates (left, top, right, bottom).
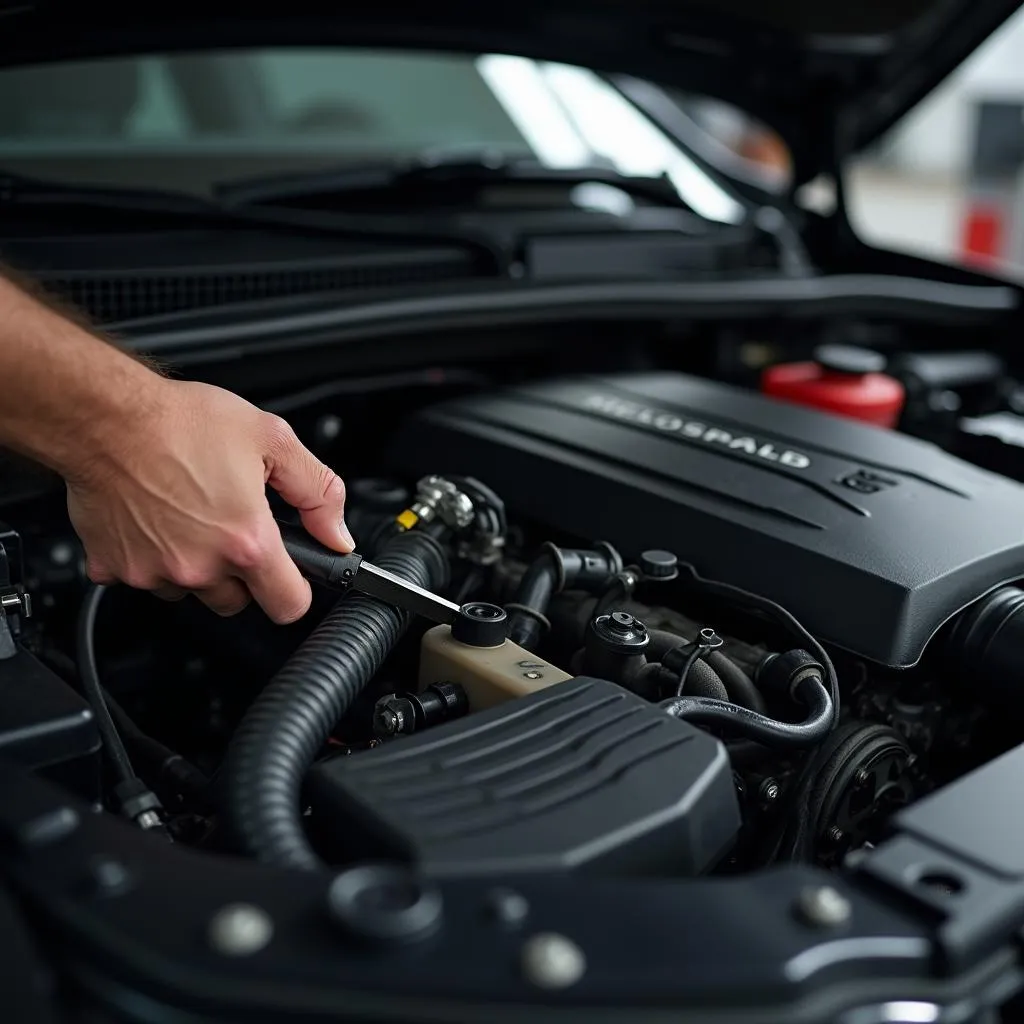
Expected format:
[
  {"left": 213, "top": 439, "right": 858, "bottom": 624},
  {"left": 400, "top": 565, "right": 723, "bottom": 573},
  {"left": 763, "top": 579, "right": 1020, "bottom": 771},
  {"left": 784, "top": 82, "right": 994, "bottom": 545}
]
[{"left": 277, "top": 521, "right": 363, "bottom": 589}]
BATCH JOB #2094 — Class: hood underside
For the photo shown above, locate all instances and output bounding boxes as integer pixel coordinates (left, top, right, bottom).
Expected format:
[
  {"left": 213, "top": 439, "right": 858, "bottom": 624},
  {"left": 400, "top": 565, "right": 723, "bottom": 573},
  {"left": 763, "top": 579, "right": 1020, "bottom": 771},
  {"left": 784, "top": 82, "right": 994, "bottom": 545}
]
[{"left": 1, "top": 0, "right": 1022, "bottom": 184}]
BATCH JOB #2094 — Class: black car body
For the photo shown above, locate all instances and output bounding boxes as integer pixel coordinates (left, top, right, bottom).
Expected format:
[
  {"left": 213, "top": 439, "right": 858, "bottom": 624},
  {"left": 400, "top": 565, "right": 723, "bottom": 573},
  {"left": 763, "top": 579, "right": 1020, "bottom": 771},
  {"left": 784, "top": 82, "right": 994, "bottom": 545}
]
[{"left": 3, "top": 2, "right": 1024, "bottom": 1022}]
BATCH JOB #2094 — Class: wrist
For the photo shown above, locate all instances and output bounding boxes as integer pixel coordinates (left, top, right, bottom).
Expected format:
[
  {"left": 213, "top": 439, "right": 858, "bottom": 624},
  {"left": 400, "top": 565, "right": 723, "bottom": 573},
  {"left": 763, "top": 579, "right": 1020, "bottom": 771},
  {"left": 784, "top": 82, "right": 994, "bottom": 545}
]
[
  {"left": 0, "top": 276, "right": 169, "bottom": 485},
  {"left": 28, "top": 330, "right": 166, "bottom": 486},
  {"left": 57, "top": 358, "right": 168, "bottom": 486}
]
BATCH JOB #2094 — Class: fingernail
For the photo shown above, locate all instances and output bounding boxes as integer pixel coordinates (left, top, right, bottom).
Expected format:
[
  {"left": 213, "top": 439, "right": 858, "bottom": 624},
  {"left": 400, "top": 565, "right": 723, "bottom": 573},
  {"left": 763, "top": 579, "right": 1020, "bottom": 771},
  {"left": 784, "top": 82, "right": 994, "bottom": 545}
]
[{"left": 339, "top": 517, "right": 356, "bottom": 551}]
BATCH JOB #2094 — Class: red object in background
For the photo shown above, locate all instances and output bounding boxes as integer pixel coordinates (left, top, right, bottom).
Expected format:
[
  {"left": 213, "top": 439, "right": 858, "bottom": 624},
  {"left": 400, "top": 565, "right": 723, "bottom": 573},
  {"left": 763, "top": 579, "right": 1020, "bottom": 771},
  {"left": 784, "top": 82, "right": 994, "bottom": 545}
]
[
  {"left": 960, "top": 204, "right": 1004, "bottom": 267},
  {"left": 761, "top": 345, "right": 905, "bottom": 428}
]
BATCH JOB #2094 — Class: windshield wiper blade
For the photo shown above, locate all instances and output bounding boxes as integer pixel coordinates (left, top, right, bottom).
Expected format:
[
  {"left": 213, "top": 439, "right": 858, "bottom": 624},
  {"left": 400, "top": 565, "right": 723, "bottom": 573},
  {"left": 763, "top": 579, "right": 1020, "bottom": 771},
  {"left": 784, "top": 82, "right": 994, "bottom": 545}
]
[
  {"left": 214, "top": 150, "right": 691, "bottom": 212},
  {"left": 0, "top": 171, "right": 508, "bottom": 270}
]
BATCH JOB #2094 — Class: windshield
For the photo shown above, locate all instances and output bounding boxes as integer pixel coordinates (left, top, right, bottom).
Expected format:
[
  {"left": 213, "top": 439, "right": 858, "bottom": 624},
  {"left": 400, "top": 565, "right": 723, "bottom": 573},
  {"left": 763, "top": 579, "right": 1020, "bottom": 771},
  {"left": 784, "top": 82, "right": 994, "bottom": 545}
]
[{"left": 0, "top": 48, "right": 744, "bottom": 223}]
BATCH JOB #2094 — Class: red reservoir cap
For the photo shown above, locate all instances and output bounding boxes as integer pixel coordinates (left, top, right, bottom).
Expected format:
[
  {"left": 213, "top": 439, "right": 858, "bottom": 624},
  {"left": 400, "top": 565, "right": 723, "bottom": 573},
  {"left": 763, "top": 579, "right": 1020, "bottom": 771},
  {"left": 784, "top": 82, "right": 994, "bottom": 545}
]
[{"left": 761, "top": 344, "right": 905, "bottom": 428}]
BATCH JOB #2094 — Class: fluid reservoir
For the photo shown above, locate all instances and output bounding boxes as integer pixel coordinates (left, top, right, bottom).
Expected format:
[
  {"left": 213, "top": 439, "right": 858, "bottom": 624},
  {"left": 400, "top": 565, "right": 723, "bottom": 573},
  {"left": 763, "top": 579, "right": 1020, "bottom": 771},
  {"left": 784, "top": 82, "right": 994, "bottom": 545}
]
[{"left": 761, "top": 344, "right": 905, "bottom": 428}]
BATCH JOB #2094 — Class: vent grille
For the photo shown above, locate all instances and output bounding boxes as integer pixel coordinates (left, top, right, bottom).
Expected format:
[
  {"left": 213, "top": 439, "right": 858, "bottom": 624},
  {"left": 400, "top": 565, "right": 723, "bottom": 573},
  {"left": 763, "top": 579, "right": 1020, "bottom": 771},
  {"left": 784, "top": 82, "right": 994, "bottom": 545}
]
[{"left": 40, "top": 256, "right": 480, "bottom": 323}]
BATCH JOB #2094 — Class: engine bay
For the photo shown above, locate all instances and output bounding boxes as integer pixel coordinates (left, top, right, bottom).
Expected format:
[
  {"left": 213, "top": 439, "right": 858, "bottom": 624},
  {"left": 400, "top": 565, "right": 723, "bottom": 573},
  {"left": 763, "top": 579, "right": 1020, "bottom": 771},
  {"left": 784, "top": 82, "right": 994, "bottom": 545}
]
[{"left": 5, "top": 330, "right": 1024, "bottom": 1020}]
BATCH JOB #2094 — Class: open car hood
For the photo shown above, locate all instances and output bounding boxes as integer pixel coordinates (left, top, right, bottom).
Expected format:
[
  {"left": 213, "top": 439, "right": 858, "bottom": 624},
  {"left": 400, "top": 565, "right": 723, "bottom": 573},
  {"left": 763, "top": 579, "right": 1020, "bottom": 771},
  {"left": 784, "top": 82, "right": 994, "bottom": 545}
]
[{"left": 1, "top": 0, "right": 1022, "bottom": 185}]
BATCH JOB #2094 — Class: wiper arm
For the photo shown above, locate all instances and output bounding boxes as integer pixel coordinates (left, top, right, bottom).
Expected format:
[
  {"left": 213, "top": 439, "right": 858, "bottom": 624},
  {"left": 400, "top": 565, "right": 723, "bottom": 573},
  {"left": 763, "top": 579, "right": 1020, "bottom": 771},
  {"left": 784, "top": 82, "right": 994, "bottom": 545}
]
[
  {"left": 0, "top": 171, "right": 507, "bottom": 270},
  {"left": 214, "top": 150, "right": 691, "bottom": 212}
]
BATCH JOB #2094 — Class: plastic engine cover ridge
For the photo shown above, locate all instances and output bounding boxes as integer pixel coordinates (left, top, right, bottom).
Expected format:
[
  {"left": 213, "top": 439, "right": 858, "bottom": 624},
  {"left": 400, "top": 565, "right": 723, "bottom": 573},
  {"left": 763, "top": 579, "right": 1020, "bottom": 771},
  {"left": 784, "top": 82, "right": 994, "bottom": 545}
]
[
  {"left": 389, "top": 371, "right": 1024, "bottom": 667},
  {"left": 307, "top": 677, "right": 739, "bottom": 877}
]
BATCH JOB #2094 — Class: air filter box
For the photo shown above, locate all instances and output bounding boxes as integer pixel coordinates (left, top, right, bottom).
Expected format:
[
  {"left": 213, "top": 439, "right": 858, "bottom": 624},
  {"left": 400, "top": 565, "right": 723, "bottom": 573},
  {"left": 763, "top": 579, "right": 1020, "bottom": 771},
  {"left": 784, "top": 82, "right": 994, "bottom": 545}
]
[{"left": 308, "top": 677, "right": 739, "bottom": 877}]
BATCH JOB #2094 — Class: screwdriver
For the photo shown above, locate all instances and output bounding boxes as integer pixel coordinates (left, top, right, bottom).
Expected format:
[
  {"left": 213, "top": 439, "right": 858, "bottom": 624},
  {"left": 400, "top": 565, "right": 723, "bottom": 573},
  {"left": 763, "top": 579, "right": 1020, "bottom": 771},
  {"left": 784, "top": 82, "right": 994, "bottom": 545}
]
[{"left": 277, "top": 521, "right": 460, "bottom": 625}]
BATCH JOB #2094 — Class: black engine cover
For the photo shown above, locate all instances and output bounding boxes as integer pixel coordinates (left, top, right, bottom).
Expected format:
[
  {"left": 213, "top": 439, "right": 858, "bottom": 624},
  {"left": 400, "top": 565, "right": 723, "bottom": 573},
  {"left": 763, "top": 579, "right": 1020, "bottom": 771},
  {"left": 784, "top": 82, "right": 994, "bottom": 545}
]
[
  {"left": 392, "top": 372, "right": 1024, "bottom": 667},
  {"left": 308, "top": 677, "right": 738, "bottom": 877}
]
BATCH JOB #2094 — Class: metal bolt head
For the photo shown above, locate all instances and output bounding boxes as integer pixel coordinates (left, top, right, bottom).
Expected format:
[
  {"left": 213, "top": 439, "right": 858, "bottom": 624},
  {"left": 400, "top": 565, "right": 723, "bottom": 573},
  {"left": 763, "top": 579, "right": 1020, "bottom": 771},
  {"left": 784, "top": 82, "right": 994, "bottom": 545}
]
[
  {"left": 373, "top": 696, "right": 415, "bottom": 737},
  {"left": 86, "top": 857, "right": 131, "bottom": 897},
  {"left": 50, "top": 542, "right": 75, "bottom": 566},
  {"left": 523, "top": 670, "right": 543, "bottom": 680},
  {"left": 208, "top": 903, "right": 274, "bottom": 956},
  {"left": 376, "top": 708, "right": 400, "bottom": 734},
  {"left": 828, "top": 826, "right": 845, "bottom": 845},
  {"left": 795, "top": 885, "right": 851, "bottom": 928},
  {"left": 758, "top": 779, "right": 780, "bottom": 809},
  {"left": 521, "top": 932, "right": 586, "bottom": 989},
  {"left": 316, "top": 414, "right": 343, "bottom": 441},
  {"left": 486, "top": 887, "right": 530, "bottom": 927},
  {"left": 854, "top": 768, "right": 870, "bottom": 786}
]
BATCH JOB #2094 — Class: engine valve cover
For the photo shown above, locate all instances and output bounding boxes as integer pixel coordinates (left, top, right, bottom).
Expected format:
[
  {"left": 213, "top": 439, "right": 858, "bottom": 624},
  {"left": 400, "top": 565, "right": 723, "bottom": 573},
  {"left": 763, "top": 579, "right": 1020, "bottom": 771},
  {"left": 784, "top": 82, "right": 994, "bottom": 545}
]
[{"left": 392, "top": 372, "right": 1024, "bottom": 666}]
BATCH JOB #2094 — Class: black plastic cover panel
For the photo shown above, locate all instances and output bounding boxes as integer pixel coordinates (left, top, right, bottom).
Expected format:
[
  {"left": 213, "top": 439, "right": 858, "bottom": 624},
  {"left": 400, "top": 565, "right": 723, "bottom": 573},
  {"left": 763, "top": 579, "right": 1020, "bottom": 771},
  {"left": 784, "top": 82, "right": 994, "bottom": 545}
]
[
  {"left": 392, "top": 372, "right": 1024, "bottom": 666},
  {"left": 308, "top": 677, "right": 739, "bottom": 877}
]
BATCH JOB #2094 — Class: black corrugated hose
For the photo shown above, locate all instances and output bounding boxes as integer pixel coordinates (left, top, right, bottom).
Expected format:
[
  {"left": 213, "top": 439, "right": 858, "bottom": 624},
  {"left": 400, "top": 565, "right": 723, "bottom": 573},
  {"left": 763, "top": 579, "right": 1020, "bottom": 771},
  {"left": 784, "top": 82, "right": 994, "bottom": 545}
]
[{"left": 222, "top": 530, "right": 449, "bottom": 869}]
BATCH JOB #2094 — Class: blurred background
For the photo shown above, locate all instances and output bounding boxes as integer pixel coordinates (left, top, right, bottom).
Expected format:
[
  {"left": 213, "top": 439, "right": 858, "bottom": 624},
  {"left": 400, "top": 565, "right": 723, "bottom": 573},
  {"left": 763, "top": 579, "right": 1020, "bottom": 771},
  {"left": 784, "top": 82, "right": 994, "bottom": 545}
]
[
  {"left": 3, "top": 8, "right": 1024, "bottom": 283},
  {"left": 685, "top": 3, "right": 1024, "bottom": 281}
]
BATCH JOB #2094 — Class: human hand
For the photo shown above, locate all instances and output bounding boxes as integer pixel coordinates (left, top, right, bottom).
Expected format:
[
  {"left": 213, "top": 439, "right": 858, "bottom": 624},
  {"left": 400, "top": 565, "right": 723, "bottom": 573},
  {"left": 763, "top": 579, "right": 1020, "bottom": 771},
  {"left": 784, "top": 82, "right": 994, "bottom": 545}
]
[{"left": 66, "top": 379, "right": 353, "bottom": 623}]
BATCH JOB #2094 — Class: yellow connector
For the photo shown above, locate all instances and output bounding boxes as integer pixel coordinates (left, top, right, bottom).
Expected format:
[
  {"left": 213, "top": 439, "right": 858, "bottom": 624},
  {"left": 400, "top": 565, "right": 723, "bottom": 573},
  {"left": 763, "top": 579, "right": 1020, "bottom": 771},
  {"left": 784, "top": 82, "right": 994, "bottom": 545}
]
[{"left": 395, "top": 508, "right": 419, "bottom": 531}]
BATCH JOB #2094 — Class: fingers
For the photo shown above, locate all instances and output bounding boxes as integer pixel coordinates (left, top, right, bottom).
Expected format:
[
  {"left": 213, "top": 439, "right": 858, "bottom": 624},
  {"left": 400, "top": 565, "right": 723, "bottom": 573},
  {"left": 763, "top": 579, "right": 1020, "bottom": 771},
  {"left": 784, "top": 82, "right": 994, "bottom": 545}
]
[
  {"left": 263, "top": 417, "right": 354, "bottom": 552},
  {"left": 193, "top": 578, "right": 252, "bottom": 617},
  {"left": 236, "top": 531, "right": 312, "bottom": 625},
  {"left": 85, "top": 558, "right": 117, "bottom": 586}
]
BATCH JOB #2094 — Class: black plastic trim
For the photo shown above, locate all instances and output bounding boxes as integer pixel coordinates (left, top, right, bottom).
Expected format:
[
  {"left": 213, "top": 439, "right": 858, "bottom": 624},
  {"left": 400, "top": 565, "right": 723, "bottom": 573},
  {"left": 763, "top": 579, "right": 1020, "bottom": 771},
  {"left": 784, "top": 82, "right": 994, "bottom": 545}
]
[{"left": 116, "top": 275, "right": 1017, "bottom": 364}]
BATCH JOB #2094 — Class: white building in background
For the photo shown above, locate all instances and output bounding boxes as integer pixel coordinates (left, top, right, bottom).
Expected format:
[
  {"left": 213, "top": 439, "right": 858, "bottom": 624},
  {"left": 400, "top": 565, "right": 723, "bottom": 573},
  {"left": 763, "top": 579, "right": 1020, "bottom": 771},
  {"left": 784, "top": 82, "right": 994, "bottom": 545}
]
[{"left": 883, "top": 10, "right": 1024, "bottom": 178}]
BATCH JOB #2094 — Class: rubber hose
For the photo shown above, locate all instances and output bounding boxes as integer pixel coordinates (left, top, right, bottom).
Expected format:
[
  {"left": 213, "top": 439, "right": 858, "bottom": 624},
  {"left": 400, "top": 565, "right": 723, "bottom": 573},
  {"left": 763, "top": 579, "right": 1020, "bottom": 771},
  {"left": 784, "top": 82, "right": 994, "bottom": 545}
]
[
  {"left": 676, "top": 657, "right": 728, "bottom": 701},
  {"left": 507, "top": 550, "right": 559, "bottom": 649},
  {"left": 222, "top": 530, "right": 448, "bottom": 869},
  {"left": 102, "top": 690, "right": 211, "bottom": 805},
  {"left": 42, "top": 642, "right": 209, "bottom": 806},
  {"left": 660, "top": 671, "right": 832, "bottom": 750},
  {"left": 707, "top": 650, "right": 767, "bottom": 715},
  {"left": 649, "top": 629, "right": 722, "bottom": 699},
  {"left": 646, "top": 628, "right": 690, "bottom": 662},
  {"left": 647, "top": 629, "right": 759, "bottom": 710}
]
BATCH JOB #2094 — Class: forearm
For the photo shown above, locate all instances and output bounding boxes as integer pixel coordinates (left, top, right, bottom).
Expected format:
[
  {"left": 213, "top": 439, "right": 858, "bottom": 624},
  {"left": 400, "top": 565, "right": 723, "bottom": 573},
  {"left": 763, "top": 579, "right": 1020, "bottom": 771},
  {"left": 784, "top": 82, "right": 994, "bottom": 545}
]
[{"left": 0, "top": 275, "right": 159, "bottom": 482}]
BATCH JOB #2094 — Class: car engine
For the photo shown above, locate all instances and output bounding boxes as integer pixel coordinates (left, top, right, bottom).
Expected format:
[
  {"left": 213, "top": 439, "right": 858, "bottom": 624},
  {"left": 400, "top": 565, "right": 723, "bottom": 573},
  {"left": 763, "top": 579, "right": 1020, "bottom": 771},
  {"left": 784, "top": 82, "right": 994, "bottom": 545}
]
[{"left": 5, "top": 350, "right": 1024, "bottom": 1020}]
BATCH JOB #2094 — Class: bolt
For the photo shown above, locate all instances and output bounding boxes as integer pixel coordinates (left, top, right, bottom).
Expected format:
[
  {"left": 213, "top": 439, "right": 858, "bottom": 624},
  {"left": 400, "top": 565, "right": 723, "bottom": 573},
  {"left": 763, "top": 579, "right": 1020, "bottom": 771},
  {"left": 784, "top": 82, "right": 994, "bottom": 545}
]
[
  {"left": 50, "top": 542, "right": 75, "bottom": 566},
  {"left": 376, "top": 708, "right": 401, "bottom": 735},
  {"left": 316, "top": 414, "right": 343, "bottom": 441},
  {"left": 795, "top": 885, "right": 851, "bottom": 928},
  {"left": 486, "top": 887, "right": 529, "bottom": 927},
  {"left": 758, "top": 779, "right": 780, "bottom": 809},
  {"left": 208, "top": 903, "right": 274, "bottom": 956},
  {"left": 854, "top": 768, "right": 870, "bottom": 786},
  {"left": 609, "top": 612, "right": 635, "bottom": 631},
  {"left": 86, "top": 858, "right": 131, "bottom": 897},
  {"left": 373, "top": 695, "right": 415, "bottom": 737},
  {"left": 828, "top": 826, "right": 845, "bottom": 845},
  {"left": 521, "top": 932, "right": 586, "bottom": 989},
  {"left": 523, "top": 671, "right": 543, "bottom": 680}
]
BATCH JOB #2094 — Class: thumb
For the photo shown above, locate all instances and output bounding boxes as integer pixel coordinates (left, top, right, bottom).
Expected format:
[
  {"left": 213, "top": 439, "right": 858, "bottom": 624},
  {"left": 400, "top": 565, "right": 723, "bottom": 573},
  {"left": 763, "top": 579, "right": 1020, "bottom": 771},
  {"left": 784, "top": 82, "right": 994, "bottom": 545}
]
[{"left": 264, "top": 425, "right": 354, "bottom": 552}]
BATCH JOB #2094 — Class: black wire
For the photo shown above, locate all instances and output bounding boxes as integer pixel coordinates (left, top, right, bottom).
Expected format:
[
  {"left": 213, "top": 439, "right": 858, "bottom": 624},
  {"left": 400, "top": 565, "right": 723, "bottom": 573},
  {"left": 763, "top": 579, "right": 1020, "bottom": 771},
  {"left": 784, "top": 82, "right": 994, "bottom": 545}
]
[
  {"left": 674, "top": 644, "right": 706, "bottom": 697},
  {"left": 76, "top": 584, "right": 135, "bottom": 784},
  {"left": 676, "top": 563, "right": 840, "bottom": 728}
]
